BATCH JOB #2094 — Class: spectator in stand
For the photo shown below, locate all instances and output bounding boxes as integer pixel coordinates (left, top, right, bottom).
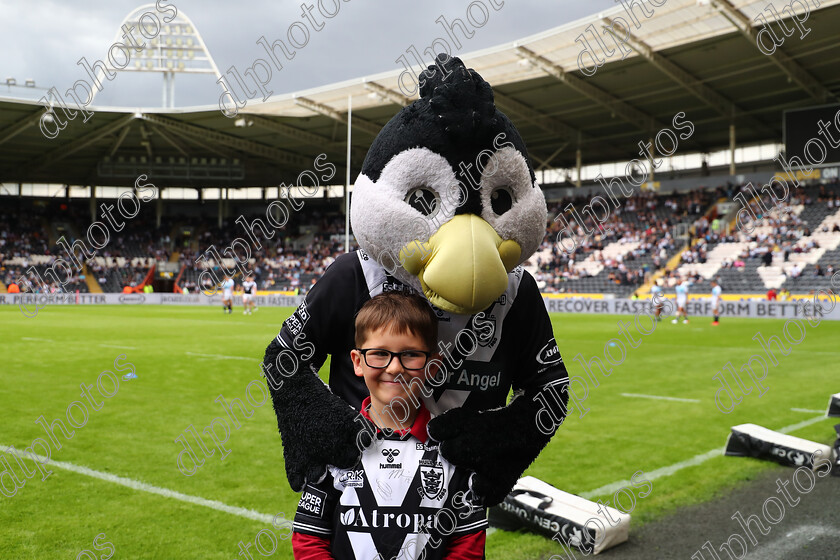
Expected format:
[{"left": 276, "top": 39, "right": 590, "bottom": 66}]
[
  {"left": 767, "top": 288, "right": 777, "bottom": 301},
  {"left": 7, "top": 282, "right": 19, "bottom": 293}
]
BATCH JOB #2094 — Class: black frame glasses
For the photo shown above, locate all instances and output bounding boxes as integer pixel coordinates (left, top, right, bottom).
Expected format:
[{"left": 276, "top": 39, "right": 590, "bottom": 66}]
[{"left": 355, "top": 348, "right": 431, "bottom": 370}]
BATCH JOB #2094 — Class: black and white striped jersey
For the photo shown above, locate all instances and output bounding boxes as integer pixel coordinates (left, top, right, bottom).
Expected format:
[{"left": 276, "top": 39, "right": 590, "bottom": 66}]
[
  {"left": 242, "top": 280, "right": 257, "bottom": 295},
  {"left": 293, "top": 403, "right": 487, "bottom": 560},
  {"left": 274, "top": 250, "right": 567, "bottom": 415}
]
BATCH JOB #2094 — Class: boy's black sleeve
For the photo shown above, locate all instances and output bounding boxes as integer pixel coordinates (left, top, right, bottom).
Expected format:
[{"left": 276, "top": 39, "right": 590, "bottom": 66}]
[
  {"left": 293, "top": 471, "right": 341, "bottom": 538},
  {"left": 449, "top": 470, "right": 489, "bottom": 535}
]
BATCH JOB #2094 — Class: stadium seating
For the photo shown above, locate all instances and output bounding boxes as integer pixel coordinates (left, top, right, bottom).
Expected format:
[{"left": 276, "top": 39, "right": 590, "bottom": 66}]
[
  {"left": 675, "top": 183, "right": 840, "bottom": 295},
  {"left": 2, "top": 183, "right": 838, "bottom": 296}
]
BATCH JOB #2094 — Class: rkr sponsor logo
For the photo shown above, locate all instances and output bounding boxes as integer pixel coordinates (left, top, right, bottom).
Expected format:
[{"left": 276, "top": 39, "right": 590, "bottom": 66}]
[{"left": 339, "top": 469, "right": 365, "bottom": 488}]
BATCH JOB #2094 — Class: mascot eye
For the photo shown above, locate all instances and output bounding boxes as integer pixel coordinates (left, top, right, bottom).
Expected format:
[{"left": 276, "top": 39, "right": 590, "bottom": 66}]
[
  {"left": 490, "top": 187, "right": 514, "bottom": 215},
  {"left": 405, "top": 187, "right": 440, "bottom": 217}
]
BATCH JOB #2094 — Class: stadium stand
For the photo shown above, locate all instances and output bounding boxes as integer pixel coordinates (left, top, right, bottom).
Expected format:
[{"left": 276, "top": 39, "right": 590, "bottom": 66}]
[
  {"left": 3, "top": 182, "right": 838, "bottom": 297},
  {"left": 679, "top": 183, "right": 840, "bottom": 295},
  {"left": 532, "top": 188, "right": 717, "bottom": 297}
]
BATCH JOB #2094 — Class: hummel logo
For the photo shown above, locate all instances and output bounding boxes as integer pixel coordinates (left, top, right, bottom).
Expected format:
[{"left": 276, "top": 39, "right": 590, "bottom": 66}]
[{"left": 382, "top": 448, "right": 400, "bottom": 463}]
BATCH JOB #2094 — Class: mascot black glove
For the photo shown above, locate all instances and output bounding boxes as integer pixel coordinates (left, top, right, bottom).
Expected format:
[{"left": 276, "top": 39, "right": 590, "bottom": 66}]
[
  {"left": 263, "top": 338, "right": 375, "bottom": 492},
  {"left": 427, "top": 391, "right": 559, "bottom": 507}
]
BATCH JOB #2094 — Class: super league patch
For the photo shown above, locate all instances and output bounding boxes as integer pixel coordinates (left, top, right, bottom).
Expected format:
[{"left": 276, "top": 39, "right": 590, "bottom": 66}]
[{"left": 297, "top": 488, "right": 327, "bottom": 518}]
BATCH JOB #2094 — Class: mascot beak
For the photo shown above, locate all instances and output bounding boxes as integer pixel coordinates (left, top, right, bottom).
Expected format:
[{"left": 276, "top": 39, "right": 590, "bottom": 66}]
[{"left": 399, "top": 214, "right": 521, "bottom": 314}]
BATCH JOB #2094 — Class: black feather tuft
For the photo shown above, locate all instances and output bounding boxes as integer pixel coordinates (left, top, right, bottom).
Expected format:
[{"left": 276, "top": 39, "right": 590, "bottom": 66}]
[
  {"left": 360, "top": 54, "right": 536, "bottom": 185},
  {"left": 416, "top": 55, "right": 496, "bottom": 145}
]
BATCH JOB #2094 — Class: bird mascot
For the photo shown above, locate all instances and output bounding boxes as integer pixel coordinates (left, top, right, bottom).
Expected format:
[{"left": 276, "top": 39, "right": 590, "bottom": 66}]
[{"left": 263, "top": 55, "right": 569, "bottom": 507}]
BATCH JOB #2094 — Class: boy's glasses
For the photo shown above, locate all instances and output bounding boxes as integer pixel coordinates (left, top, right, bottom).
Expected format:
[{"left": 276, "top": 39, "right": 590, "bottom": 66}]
[{"left": 356, "top": 348, "right": 430, "bottom": 370}]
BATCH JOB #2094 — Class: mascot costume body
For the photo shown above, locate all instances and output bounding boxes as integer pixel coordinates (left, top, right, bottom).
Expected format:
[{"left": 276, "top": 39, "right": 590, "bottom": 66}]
[{"left": 263, "top": 56, "right": 569, "bottom": 509}]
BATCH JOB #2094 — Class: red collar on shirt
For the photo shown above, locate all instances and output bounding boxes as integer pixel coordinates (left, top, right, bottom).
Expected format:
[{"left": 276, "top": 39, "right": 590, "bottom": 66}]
[{"left": 360, "top": 396, "right": 430, "bottom": 444}]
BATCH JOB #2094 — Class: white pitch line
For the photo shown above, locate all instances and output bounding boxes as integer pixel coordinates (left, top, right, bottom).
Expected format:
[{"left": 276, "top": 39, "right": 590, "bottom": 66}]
[
  {"left": 621, "top": 393, "right": 700, "bottom": 403},
  {"left": 98, "top": 344, "right": 138, "bottom": 350},
  {"left": 790, "top": 408, "right": 824, "bottom": 414},
  {"left": 777, "top": 415, "right": 828, "bottom": 434},
  {"left": 579, "top": 415, "right": 827, "bottom": 500},
  {"left": 186, "top": 351, "right": 257, "bottom": 361},
  {"left": 21, "top": 337, "right": 54, "bottom": 342},
  {"left": 0, "top": 445, "right": 275, "bottom": 524}
]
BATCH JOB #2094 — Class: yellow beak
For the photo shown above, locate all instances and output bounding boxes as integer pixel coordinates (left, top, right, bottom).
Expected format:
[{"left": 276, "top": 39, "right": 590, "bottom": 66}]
[{"left": 399, "top": 214, "right": 521, "bottom": 315}]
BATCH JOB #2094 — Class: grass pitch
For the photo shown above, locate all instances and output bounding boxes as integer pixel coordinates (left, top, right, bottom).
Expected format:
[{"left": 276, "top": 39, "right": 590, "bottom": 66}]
[{"left": 0, "top": 304, "right": 837, "bottom": 559}]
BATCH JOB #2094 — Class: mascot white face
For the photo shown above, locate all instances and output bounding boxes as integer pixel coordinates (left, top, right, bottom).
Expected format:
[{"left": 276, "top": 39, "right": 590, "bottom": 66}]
[{"left": 350, "top": 57, "right": 546, "bottom": 315}]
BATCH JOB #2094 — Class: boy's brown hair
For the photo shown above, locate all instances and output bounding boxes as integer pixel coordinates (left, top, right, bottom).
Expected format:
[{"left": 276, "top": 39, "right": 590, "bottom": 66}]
[{"left": 354, "top": 291, "right": 438, "bottom": 350}]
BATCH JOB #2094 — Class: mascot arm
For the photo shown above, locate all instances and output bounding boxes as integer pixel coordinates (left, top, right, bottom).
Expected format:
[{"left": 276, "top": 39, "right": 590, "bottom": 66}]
[
  {"left": 428, "top": 272, "right": 569, "bottom": 506},
  {"left": 263, "top": 254, "right": 374, "bottom": 492},
  {"left": 428, "top": 377, "right": 567, "bottom": 507}
]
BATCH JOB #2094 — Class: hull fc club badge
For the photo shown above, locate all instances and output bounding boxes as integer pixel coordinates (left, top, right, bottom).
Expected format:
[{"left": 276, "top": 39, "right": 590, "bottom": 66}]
[{"left": 420, "top": 463, "right": 445, "bottom": 500}]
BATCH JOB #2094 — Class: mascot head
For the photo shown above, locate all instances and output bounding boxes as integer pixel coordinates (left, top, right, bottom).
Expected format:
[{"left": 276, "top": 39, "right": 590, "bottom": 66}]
[{"left": 350, "top": 55, "right": 546, "bottom": 315}]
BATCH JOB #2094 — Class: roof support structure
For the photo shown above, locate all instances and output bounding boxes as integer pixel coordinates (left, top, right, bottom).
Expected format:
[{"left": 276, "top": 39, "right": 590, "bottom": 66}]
[
  {"left": 515, "top": 45, "right": 661, "bottom": 134},
  {"left": 140, "top": 113, "right": 310, "bottom": 168},
  {"left": 107, "top": 121, "right": 132, "bottom": 158},
  {"left": 249, "top": 115, "right": 368, "bottom": 163},
  {"left": 493, "top": 90, "right": 580, "bottom": 140},
  {"left": 294, "top": 96, "right": 381, "bottom": 137},
  {"left": 601, "top": 17, "right": 735, "bottom": 119},
  {"left": 164, "top": 126, "right": 238, "bottom": 160},
  {"left": 600, "top": 16, "right": 780, "bottom": 137},
  {"left": 139, "top": 122, "right": 154, "bottom": 158},
  {"left": 363, "top": 81, "right": 411, "bottom": 107},
  {"left": 148, "top": 123, "right": 188, "bottom": 157},
  {"left": 0, "top": 109, "right": 41, "bottom": 147},
  {"left": 709, "top": 0, "right": 834, "bottom": 102},
  {"left": 22, "top": 114, "right": 136, "bottom": 176},
  {"left": 533, "top": 143, "right": 569, "bottom": 171}
]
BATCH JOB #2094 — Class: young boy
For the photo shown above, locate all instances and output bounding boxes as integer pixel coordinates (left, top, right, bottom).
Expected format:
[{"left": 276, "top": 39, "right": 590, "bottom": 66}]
[{"left": 292, "top": 292, "right": 487, "bottom": 560}]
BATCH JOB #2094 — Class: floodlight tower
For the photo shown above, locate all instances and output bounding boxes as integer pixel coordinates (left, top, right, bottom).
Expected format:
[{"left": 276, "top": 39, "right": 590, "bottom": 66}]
[{"left": 89, "top": 4, "right": 223, "bottom": 108}]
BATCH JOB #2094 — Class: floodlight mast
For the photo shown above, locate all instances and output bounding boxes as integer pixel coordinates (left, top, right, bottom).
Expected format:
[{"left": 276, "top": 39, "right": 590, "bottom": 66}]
[{"left": 88, "top": 4, "right": 224, "bottom": 108}]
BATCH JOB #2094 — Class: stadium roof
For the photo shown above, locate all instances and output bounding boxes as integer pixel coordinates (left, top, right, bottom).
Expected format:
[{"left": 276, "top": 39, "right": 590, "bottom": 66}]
[{"left": 1, "top": 0, "right": 839, "bottom": 189}]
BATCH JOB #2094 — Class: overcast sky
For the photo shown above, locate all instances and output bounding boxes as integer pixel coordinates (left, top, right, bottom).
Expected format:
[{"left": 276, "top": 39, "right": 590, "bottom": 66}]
[{"left": 0, "top": 0, "right": 617, "bottom": 109}]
